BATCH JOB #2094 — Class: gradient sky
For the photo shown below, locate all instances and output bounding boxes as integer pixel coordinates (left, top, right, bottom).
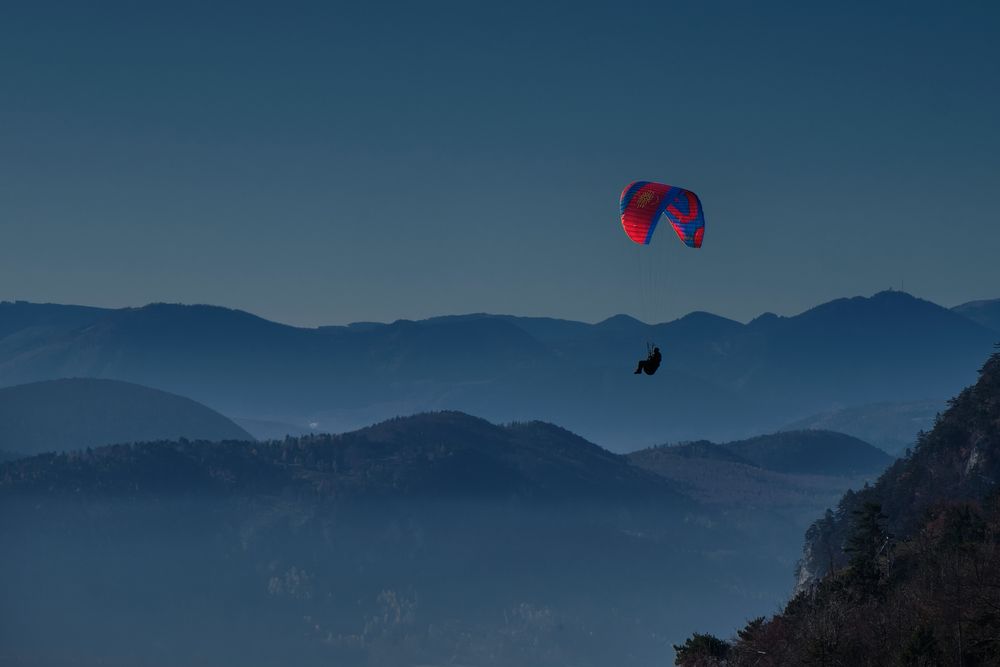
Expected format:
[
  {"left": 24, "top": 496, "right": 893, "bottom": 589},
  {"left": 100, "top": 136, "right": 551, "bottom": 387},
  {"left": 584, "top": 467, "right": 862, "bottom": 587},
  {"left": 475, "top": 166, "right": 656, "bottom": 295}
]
[{"left": 2, "top": 1, "right": 998, "bottom": 326}]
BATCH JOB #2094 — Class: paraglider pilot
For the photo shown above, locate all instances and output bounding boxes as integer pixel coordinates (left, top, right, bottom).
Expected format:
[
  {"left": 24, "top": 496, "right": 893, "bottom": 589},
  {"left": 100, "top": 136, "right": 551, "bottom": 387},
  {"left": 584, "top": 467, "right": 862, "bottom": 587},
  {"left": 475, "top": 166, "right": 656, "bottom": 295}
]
[{"left": 634, "top": 346, "right": 662, "bottom": 375}]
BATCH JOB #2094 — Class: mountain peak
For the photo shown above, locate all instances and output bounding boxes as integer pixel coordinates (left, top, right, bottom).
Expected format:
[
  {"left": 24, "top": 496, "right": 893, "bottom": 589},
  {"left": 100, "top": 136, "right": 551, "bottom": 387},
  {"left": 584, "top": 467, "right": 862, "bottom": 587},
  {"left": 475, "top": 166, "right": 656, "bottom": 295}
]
[
  {"left": 357, "top": 410, "right": 498, "bottom": 436},
  {"left": 748, "top": 311, "right": 782, "bottom": 327},
  {"left": 596, "top": 313, "right": 646, "bottom": 328},
  {"left": 1, "top": 409, "right": 687, "bottom": 506},
  {"left": 797, "top": 290, "right": 944, "bottom": 320},
  {"left": 672, "top": 310, "right": 740, "bottom": 325}
]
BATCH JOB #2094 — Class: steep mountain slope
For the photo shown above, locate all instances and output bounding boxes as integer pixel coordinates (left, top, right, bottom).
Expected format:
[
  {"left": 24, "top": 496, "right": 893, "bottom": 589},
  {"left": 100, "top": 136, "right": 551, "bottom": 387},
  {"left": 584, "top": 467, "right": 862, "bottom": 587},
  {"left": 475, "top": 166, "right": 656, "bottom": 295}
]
[
  {"left": 0, "top": 378, "right": 252, "bottom": 456},
  {"left": 673, "top": 350, "right": 1000, "bottom": 667},
  {"left": 797, "top": 350, "right": 1000, "bottom": 583}
]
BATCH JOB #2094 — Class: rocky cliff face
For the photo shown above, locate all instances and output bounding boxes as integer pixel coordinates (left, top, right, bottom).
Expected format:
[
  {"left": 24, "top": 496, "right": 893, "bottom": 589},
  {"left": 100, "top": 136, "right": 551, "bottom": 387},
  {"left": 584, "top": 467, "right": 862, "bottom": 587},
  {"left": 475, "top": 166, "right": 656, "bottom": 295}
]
[
  {"left": 796, "top": 347, "right": 1000, "bottom": 591},
  {"left": 674, "top": 349, "right": 1000, "bottom": 667}
]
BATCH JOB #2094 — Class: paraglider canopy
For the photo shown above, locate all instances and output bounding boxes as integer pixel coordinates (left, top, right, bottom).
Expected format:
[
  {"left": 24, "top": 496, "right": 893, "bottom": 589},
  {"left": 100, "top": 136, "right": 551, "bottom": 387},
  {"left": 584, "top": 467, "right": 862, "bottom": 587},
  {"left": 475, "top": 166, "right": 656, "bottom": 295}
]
[{"left": 620, "top": 181, "right": 705, "bottom": 248}]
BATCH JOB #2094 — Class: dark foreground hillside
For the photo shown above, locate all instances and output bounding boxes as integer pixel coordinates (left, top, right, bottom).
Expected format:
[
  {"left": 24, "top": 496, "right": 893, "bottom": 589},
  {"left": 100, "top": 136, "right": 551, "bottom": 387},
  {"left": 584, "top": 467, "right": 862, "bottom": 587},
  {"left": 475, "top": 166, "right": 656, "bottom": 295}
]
[
  {"left": 673, "top": 349, "right": 1000, "bottom": 666},
  {"left": 0, "top": 412, "right": 794, "bottom": 667},
  {"left": 0, "top": 378, "right": 253, "bottom": 457}
]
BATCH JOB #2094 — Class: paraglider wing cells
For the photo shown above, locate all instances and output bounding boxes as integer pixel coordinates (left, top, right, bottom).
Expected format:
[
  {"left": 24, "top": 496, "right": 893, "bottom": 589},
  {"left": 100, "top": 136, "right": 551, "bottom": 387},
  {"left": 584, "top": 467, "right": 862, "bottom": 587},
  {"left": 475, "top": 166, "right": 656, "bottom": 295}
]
[{"left": 619, "top": 181, "right": 705, "bottom": 248}]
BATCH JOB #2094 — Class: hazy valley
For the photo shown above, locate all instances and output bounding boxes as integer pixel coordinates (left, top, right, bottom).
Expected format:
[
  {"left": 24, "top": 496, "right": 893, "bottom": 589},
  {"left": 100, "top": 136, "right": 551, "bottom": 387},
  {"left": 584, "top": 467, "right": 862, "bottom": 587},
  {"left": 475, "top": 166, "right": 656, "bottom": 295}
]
[{"left": 1, "top": 292, "right": 997, "bottom": 665}]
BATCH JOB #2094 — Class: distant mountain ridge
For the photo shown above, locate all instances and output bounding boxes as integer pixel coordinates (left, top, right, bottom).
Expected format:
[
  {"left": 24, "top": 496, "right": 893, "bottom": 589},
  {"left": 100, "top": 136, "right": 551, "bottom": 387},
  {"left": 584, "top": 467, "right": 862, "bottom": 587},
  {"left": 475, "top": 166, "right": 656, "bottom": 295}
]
[
  {"left": 631, "top": 430, "right": 891, "bottom": 477},
  {"left": 953, "top": 297, "right": 1000, "bottom": 333},
  {"left": 0, "top": 378, "right": 252, "bottom": 457},
  {"left": 0, "top": 291, "right": 995, "bottom": 449},
  {"left": 639, "top": 440, "right": 756, "bottom": 467},
  {"left": 783, "top": 399, "right": 943, "bottom": 455},
  {"left": 628, "top": 431, "right": 891, "bottom": 523},
  {"left": 723, "top": 430, "right": 893, "bottom": 476}
]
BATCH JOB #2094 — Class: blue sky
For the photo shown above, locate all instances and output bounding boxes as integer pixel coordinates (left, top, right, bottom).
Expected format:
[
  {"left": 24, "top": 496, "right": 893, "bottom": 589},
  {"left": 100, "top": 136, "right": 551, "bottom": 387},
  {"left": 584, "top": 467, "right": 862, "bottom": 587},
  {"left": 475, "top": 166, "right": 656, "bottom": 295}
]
[{"left": 2, "top": 0, "right": 998, "bottom": 326}]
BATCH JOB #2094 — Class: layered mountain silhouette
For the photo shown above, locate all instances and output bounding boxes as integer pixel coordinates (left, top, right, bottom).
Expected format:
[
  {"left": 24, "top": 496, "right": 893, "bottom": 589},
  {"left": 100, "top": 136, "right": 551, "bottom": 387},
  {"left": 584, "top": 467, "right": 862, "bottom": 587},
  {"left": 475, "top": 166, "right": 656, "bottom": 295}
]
[
  {"left": 0, "top": 290, "right": 994, "bottom": 449},
  {"left": 1, "top": 411, "right": 681, "bottom": 504},
  {"left": 631, "top": 430, "right": 891, "bottom": 478},
  {"left": 0, "top": 378, "right": 252, "bottom": 458},
  {"left": 629, "top": 431, "right": 890, "bottom": 526},
  {"left": 235, "top": 417, "right": 314, "bottom": 440},
  {"left": 720, "top": 430, "right": 893, "bottom": 476}
]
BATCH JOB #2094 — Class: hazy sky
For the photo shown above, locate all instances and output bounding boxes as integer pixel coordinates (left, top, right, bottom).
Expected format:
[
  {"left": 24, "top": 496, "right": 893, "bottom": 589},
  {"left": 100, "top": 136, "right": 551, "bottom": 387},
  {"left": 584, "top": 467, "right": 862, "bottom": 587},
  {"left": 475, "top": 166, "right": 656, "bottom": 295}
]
[{"left": 2, "top": 1, "right": 998, "bottom": 326}]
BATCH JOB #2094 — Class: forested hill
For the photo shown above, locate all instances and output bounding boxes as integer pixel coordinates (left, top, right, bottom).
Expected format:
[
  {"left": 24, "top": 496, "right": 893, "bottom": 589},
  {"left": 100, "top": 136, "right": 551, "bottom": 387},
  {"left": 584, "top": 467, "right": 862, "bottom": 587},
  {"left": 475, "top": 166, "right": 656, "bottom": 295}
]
[
  {"left": 722, "top": 430, "right": 893, "bottom": 476},
  {"left": 672, "top": 349, "right": 1000, "bottom": 667},
  {"left": 630, "top": 430, "right": 891, "bottom": 480},
  {"left": 0, "top": 412, "right": 733, "bottom": 667},
  {"left": 0, "top": 411, "right": 684, "bottom": 506},
  {"left": 628, "top": 431, "right": 891, "bottom": 526}
]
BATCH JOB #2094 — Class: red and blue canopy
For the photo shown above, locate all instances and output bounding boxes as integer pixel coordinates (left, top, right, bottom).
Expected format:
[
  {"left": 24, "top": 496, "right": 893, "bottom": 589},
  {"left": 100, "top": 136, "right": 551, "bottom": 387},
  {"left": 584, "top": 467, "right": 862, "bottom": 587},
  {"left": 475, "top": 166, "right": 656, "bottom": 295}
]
[{"left": 620, "top": 181, "right": 705, "bottom": 247}]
